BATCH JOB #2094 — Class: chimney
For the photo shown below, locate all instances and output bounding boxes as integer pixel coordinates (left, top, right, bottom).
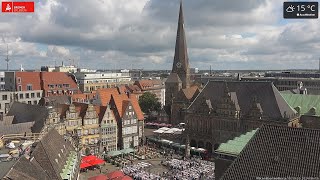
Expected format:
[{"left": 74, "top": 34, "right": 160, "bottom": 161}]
[{"left": 126, "top": 91, "right": 130, "bottom": 98}]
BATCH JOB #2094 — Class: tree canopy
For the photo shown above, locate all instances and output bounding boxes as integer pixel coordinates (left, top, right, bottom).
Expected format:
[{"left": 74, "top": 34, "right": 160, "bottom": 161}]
[{"left": 138, "top": 92, "right": 161, "bottom": 114}]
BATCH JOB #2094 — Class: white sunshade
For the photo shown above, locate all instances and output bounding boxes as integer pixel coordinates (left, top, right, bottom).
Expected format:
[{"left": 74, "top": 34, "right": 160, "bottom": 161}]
[
  {"left": 197, "top": 148, "right": 206, "bottom": 152},
  {"left": 170, "top": 128, "right": 181, "bottom": 131},
  {"left": 158, "top": 127, "right": 170, "bottom": 131},
  {"left": 163, "top": 129, "right": 174, "bottom": 134},
  {"left": 153, "top": 129, "right": 165, "bottom": 133}
]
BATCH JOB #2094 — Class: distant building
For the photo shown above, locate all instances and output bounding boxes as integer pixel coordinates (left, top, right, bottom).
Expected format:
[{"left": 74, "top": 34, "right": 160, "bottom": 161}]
[
  {"left": 5, "top": 71, "right": 80, "bottom": 97},
  {"left": 241, "top": 76, "right": 320, "bottom": 95},
  {"left": 41, "top": 64, "right": 78, "bottom": 73},
  {"left": 0, "top": 91, "right": 43, "bottom": 119},
  {"left": 74, "top": 72, "right": 131, "bottom": 93},
  {"left": 133, "top": 79, "right": 165, "bottom": 106},
  {"left": 0, "top": 71, "right": 5, "bottom": 90}
]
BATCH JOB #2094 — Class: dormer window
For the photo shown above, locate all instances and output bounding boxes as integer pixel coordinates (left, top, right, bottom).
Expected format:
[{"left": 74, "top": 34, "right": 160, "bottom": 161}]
[{"left": 27, "top": 84, "right": 33, "bottom": 91}]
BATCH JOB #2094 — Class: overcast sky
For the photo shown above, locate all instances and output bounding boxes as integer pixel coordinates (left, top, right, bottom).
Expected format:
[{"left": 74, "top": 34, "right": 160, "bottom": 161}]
[{"left": 0, "top": 0, "right": 319, "bottom": 70}]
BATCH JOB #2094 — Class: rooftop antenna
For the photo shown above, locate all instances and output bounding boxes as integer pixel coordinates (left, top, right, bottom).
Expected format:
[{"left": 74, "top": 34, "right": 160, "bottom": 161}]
[
  {"left": 5, "top": 44, "right": 9, "bottom": 71},
  {"left": 318, "top": 57, "right": 320, "bottom": 72}
]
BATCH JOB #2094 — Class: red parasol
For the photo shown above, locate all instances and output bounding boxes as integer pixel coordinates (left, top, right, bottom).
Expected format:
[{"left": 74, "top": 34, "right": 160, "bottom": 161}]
[
  {"left": 88, "top": 174, "right": 109, "bottom": 180},
  {"left": 80, "top": 162, "right": 92, "bottom": 169},
  {"left": 107, "top": 170, "right": 125, "bottom": 179}
]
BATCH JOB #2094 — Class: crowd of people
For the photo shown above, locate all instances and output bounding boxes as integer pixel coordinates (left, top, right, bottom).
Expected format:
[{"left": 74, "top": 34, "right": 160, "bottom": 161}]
[
  {"left": 162, "top": 158, "right": 215, "bottom": 179},
  {"left": 121, "top": 157, "right": 215, "bottom": 180},
  {"left": 135, "top": 146, "right": 162, "bottom": 159},
  {"left": 122, "top": 162, "right": 162, "bottom": 180}
]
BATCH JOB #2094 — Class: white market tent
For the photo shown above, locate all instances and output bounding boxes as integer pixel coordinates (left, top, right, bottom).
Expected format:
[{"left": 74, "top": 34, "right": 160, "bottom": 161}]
[
  {"left": 158, "top": 127, "right": 170, "bottom": 131},
  {"left": 153, "top": 129, "right": 165, "bottom": 134}
]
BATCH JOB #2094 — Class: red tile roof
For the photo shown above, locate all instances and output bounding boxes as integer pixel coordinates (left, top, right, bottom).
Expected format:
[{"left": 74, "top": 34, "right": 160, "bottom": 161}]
[
  {"left": 182, "top": 86, "right": 199, "bottom": 100},
  {"left": 15, "top": 72, "right": 42, "bottom": 91},
  {"left": 127, "top": 85, "right": 142, "bottom": 93},
  {"left": 129, "top": 95, "right": 144, "bottom": 121},
  {"left": 41, "top": 72, "right": 79, "bottom": 93},
  {"left": 96, "top": 88, "right": 120, "bottom": 106},
  {"left": 72, "top": 93, "right": 95, "bottom": 102},
  {"left": 110, "top": 93, "right": 144, "bottom": 121},
  {"left": 111, "top": 93, "right": 130, "bottom": 118},
  {"left": 134, "top": 79, "right": 164, "bottom": 91}
]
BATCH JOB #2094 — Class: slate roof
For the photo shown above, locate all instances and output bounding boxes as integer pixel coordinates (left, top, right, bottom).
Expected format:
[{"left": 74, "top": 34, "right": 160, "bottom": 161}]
[
  {"left": 4, "top": 156, "right": 50, "bottom": 180},
  {"left": 0, "top": 122, "right": 34, "bottom": 136},
  {"left": 189, "top": 81, "right": 296, "bottom": 119},
  {"left": 281, "top": 93, "right": 320, "bottom": 116},
  {"left": 7, "top": 102, "right": 49, "bottom": 133},
  {"left": 221, "top": 125, "right": 320, "bottom": 179},
  {"left": 40, "top": 95, "right": 71, "bottom": 106},
  {"left": 166, "top": 73, "right": 182, "bottom": 84},
  {"left": 0, "top": 115, "right": 14, "bottom": 125},
  {"left": 3, "top": 129, "right": 75, "bottom": 180},
  {"left": 31, "top": 129, "right": 75, "bottom": 180}
]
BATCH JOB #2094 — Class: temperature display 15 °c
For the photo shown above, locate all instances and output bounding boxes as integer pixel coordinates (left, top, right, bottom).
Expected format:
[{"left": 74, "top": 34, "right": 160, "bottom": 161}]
[{"left": 284, "top": 2, "right": 318, "bottom": 19}]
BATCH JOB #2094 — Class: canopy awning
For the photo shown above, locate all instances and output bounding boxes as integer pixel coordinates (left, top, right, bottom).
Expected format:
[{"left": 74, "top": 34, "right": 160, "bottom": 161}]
[
  {"left": 160, "top": 139, "right": 173, "bottom": 144},
  {"left": 107, "top": 150, "right": 122, "bottom": 157},
  {"left": 120, "top": 148, "right": 134, "bottom": 154}
]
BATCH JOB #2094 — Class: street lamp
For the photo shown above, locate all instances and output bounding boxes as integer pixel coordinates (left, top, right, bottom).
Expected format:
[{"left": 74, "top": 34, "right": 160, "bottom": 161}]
[{"left": 183, "top": 108, "right": 191, "bottom": 159}]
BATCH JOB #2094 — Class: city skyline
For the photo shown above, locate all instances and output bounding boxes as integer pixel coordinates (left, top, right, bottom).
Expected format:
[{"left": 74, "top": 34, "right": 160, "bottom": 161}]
[{"left": 0, "top": 0, "right": 319, "bottom": 70}]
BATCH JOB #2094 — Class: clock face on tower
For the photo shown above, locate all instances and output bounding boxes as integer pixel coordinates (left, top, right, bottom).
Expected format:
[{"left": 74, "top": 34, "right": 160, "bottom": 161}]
[{"left": 176, "top": 62, "right": 182, "bottom": 68}]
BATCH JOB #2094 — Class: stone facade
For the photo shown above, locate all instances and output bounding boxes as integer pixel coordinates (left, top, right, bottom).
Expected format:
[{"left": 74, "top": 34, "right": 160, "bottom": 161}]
[{"left": 186, "top": 81, "right": 299, "bottom": 153}]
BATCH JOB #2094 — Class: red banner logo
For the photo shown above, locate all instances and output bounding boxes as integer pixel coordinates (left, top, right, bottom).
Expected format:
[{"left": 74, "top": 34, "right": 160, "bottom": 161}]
[
  {"left": 2, "top": 2, "right": 13, "bottom": 12},
  {"left": 2, "top": 1, "right": 34, "bottom": 13}
]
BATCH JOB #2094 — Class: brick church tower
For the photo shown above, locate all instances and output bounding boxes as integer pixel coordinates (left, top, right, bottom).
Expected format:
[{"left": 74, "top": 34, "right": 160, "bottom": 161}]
[{"left": 165, "top": 1, "right": 199, "bottom": 124}]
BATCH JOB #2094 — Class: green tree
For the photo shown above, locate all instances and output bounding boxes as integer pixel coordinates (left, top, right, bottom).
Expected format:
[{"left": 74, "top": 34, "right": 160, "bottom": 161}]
[{"left": 139, "top": 92, "right": 161, "bottom": 114}]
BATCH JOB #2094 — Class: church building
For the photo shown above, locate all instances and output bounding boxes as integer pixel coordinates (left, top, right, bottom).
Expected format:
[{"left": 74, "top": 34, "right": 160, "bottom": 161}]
[
  {"left": 165, "top": 1, "right": 299, "bottom": 153},
  {"left": 165, "top": 1, "right": 200, "bottom": 125}
]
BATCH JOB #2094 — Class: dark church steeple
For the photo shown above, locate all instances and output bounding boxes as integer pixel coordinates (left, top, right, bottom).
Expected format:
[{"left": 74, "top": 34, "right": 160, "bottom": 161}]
[{"left": 171, "top": 0, "right": 190, "bottom": 89}]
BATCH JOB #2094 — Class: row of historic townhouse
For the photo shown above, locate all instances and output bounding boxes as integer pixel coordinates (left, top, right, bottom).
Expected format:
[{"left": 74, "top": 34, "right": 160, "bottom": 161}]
[{"left": 45, "top": 97, "right": 144, "bottom": 155}]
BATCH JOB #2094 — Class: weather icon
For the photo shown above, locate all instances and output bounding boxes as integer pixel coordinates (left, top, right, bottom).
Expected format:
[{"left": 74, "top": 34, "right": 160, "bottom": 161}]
[{"left": 286, "top": 5, "right": 295, "bottom": 13}]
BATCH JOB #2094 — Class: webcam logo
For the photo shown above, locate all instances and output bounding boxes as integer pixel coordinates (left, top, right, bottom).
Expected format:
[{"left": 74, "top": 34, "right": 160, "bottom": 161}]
[{"left": 2, "top": 2, "right": 13, "bottom": 12}]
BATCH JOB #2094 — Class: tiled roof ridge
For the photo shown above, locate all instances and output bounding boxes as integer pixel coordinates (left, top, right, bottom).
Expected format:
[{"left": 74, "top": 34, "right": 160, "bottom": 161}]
[{"left": 33, "top": 142, "right": 58, "bottom": 179}]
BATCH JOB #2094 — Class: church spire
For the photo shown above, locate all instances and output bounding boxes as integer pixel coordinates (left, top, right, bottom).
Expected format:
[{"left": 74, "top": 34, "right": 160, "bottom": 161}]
[{"left": 172, "top": 0, "right": 190, "bottom": 89}]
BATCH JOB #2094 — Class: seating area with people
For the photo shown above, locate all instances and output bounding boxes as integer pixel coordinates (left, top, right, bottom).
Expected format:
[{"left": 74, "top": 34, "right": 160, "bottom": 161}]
[{"left": 161, "top": 158, "right": 215, "bottom": 179}]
